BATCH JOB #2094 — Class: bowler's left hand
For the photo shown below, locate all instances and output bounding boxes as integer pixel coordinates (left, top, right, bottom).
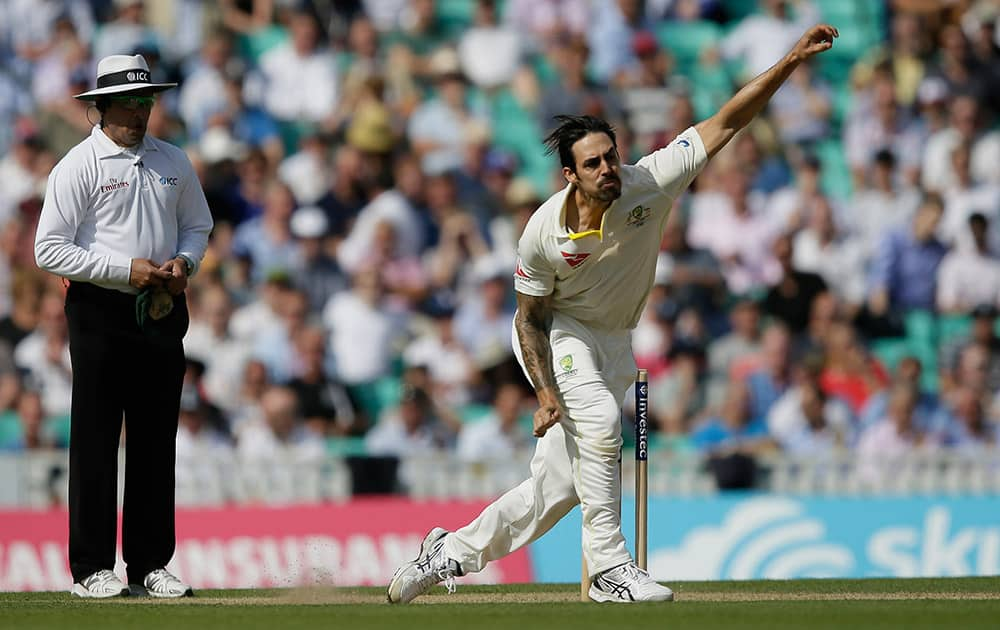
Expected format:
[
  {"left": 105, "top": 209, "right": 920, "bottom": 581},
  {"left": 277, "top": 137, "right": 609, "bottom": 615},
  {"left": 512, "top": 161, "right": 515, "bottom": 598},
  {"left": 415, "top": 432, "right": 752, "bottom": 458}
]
[
  {"left": 793, "top": 24, "right": 839, "bottom": 61},
  {"left": 159, "top": 258, "right": 188, "bottom": 296}
]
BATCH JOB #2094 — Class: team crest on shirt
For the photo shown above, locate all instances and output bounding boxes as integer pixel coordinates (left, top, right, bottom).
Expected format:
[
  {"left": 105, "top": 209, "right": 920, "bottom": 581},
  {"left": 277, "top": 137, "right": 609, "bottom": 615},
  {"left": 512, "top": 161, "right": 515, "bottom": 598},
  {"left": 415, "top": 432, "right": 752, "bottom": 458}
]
[
  {"left": 626, "top": 205, "right": 651, "bottom": 228},
  {"left": 557, "top": 354, "right": 578, "bottom": 380},
  {"left": 559, "top": 354, "right": 574, "bottom": 372}
]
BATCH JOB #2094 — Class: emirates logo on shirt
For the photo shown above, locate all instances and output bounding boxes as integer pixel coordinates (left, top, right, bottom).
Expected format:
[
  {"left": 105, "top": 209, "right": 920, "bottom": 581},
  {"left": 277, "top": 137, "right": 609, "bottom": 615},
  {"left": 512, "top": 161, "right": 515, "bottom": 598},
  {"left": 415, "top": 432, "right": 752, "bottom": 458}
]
[
  {"left": 560, "top": 251, "right": 591, "bottom": 268},
  {"left": 99, "top": 178, "right": 130, "bottom": 194}
]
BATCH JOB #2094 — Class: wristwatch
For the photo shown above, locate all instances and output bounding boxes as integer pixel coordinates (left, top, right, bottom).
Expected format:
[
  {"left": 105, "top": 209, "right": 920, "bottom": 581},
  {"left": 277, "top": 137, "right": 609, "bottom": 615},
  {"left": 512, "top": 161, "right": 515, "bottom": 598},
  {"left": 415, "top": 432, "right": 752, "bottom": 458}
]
[{"left": 176, "top": 254, "right": 195, "bottom": 277}]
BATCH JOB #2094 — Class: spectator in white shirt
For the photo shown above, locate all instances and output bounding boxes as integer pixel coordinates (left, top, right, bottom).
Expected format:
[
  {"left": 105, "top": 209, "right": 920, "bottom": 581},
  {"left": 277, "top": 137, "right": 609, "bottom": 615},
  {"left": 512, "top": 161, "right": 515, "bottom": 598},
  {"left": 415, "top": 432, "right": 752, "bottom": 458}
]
[
  {"left": 857, "top": 382, "right": 936, "bottom": 485},
  {"left": 456, "top": 383, "right": 531, "bottom": 462},
  {"left": 323, "top": 267, "right": 409, "bottom": 385},
  {"left": 365, "top": 384, "right": 443, "bottom": 457},
  {"left": 937, "top": 213, "right": 1000, "bottom": 314},
  {"left": 848, "top": 149, "right": 921, "bottom": 260},
  {"left": 0, "top": 123, "right": 46, "bottom": 225},
  {"left": 177, "top": 29, "right": 234, "bottom": 139},
  {"left": 184, "top": 284, "right": 253, "bottom": 415},
  {"left": 921, "top": 94, "right": 1000, "bottom": 193},
  {"left": 688, "top": 168, "right": 781, "bottom": 294},
  {"left": 938, "top": 143, "right": 1000, "bottom": 251},
  {"left": 768, "top": 369, "right": 853, "bottom": 453},
  {"left": 458, "top": 0, "right": 521, "bottom": 89},
  {"left": 237, "top": 385, "right": 325, "bottom": 463},
  {"left": 174, "top": 382, "right": 234, "bottom": 506},
  {"left": 792, "top": 195, "right": 866, "bottom": 308},
  {"left": 404, "top": 297, "right": 476, "bottom": 407},
  {"left": 720, "top": 0, "right": 818, "bottom": 79},
  {"left": 257, "top": 7, "right": 338, "bottom": 124},
  {"left": 843, "top": 66, "right": 925, "bottom": 188},
  {"left": 13, "top": 290, "right": 72, "bottom": 416}
]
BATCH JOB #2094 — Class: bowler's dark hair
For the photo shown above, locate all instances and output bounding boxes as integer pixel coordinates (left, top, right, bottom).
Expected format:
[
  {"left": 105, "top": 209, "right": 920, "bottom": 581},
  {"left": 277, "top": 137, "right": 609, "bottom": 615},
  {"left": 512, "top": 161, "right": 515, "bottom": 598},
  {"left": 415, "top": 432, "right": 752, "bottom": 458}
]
[{"left": 543, "top": 115, "right": 617, "bottom": 171}]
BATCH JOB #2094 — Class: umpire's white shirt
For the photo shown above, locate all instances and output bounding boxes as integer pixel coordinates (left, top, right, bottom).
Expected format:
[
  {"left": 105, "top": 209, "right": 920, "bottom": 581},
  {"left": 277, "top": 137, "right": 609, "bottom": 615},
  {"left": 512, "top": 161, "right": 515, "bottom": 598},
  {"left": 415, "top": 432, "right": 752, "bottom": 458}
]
[
  {"left": 513, "top": 126, "right": 708, "bottom": 331},
  {"left": 35, "top": 126, "right": 213, "bottom": 293}
]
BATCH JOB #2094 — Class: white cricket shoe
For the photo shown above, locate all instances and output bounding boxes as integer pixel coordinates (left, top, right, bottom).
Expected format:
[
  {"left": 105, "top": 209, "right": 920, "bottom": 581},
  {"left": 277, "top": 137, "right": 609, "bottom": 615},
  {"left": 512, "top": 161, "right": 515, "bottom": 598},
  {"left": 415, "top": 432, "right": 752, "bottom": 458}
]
[
  {"left": 386, "top": 527, "right": 461, "bottom": 604},
  {"left": 588, "top": 563, "right": 674, "bottom": 603},
  {"left": 142, "top": 568, "right": 193, "bottom": 598},
  {"left": 71, "top": 569, "right": 129, "bottom": 598}
]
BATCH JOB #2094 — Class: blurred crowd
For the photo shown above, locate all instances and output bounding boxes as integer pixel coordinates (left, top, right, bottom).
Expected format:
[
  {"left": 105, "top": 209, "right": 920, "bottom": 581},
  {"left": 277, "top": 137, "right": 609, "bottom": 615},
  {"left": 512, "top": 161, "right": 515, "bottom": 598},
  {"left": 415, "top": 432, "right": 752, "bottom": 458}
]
[{"left": 0, "top": 0, "right": 998, "bottom": 492}]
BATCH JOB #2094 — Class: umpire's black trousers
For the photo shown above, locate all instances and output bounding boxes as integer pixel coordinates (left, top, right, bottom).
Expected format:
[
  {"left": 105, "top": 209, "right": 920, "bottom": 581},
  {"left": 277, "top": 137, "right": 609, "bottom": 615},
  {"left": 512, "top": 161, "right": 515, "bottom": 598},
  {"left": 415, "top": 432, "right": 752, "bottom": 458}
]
[{"left": 65, "top": 282, "right": 187, "bottom": 584}]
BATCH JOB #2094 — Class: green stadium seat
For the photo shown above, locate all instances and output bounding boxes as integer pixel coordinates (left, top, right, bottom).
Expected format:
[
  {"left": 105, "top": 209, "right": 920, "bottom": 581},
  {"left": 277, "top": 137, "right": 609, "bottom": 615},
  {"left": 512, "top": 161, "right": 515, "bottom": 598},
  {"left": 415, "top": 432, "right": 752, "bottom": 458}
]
[
  {"left": 655, "top": 21, "right": 722, "bottom": 70},
  {"left": 938, "top": 314, "right": 972, "bottom": 345},
  {"left": 459, "top": 403, "right": 493, "bottom": 423},
  {"left": 814, "top": 139, "right": 853, "bottom": 199},
  {"left": 870, "top": 338, "right": 912, "bottom": 374},
  {"left": 720, "top": 0, "right": 758, "bottom": 21},
  {"left": 904, "top": 309, "right": 936, "bottom": 347},
  {"left": 326, "top": 436, "right": 368, "bottom": 457}
]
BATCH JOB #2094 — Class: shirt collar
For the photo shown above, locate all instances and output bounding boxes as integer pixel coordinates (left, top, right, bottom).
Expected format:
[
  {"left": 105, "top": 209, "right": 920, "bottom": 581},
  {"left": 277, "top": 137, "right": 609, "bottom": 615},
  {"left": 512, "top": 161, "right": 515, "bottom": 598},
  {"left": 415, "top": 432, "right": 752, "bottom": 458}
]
[
  {"left": 556, "top": 183, "right": 612, "bottom": 242},
  {"left": 91, "top": 125, "right": 159, "bottom": 159}
]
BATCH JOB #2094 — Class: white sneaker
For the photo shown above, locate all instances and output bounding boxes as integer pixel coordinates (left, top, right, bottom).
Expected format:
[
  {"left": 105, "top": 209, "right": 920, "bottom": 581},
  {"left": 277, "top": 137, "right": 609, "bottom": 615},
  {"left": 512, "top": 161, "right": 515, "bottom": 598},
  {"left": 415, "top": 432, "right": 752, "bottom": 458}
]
[
  {"left": 142, "top": 568, "right": 193, "bottom": 598},
  {"left": 71, "top": 569, "right": 129, "bottom": 598},
  {"left": 588, "top": 563, "right": 674, "bottom": 603},
  {"left": 386, "top": 527, "right": 461, "bottom": 604}
]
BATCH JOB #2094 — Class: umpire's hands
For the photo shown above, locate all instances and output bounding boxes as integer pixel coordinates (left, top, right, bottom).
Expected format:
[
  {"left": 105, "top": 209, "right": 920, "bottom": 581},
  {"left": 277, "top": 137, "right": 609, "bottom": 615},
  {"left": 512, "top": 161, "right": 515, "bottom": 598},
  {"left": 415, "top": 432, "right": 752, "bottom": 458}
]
[
  {"left": 533, "top": 387, "right": 566, "bottom": 438},
  {"left": 159, "top": 257, "right": 189, "bottom": 295},
  {"left": 129, "top": 258, "right": 172, "bottom": 290}
]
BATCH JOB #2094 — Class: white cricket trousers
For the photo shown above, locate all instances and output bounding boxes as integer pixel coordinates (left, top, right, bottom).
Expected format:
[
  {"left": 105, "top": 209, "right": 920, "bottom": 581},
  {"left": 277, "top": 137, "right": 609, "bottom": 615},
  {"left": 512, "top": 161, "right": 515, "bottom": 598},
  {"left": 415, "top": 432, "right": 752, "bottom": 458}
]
[{"left": 442, "top": 312, "right": 635, "bottom": 578}]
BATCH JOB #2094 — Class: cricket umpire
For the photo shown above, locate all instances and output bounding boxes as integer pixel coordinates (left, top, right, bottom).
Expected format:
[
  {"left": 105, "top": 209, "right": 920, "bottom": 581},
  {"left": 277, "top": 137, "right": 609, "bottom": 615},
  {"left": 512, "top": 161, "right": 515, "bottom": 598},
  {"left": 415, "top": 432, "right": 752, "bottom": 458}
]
[{"left": 34, "top": 54, "right": 213, "bottom": 598}]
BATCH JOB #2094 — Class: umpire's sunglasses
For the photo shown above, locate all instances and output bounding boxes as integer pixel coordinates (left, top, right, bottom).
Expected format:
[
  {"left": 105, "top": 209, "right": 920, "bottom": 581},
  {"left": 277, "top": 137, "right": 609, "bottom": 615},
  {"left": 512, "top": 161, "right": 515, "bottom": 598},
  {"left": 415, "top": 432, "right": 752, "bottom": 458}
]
[{"left": 108, "top": 95, "right": 156, "bottom": 110}]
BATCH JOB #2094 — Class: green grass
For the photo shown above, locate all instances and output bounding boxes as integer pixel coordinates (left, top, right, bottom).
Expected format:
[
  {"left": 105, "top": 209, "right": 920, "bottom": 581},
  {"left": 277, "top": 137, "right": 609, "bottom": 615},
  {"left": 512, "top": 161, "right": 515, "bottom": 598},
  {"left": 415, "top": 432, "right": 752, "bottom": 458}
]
[{"left": 2, "top": 578, "right": 999, "bottom": 630}]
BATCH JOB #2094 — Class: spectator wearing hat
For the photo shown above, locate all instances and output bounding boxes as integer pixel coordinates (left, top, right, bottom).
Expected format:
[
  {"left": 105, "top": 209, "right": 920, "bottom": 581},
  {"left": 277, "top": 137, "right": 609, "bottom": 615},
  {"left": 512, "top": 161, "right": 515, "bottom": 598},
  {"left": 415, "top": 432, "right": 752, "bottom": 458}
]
[
  {"left": 937, "top": 213, "right": 1000, "bottom": 314},
  {"left": 408, "top": 46, "right": 492, "bottom": 176},
  {"left": 34, "top": 54, "right": 211, "bottom": 598},
  {"left": 289, "top": 206, "right": 347, "bottom": 313}
]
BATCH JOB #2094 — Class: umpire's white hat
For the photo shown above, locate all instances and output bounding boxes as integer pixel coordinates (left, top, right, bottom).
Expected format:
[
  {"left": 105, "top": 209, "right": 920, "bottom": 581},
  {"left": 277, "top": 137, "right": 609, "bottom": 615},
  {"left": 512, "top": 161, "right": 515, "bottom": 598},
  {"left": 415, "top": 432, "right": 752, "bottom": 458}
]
[{"left": 74, "top": 54, "right": 177, "bottom": 100}]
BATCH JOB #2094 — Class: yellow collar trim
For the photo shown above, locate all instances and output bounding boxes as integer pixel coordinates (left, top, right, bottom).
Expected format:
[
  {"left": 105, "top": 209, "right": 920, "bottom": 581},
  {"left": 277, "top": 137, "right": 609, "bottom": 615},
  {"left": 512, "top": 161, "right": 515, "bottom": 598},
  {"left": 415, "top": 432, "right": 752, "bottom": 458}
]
[{"left": 563, "top": 189, "right": 608, "bottom": 242}]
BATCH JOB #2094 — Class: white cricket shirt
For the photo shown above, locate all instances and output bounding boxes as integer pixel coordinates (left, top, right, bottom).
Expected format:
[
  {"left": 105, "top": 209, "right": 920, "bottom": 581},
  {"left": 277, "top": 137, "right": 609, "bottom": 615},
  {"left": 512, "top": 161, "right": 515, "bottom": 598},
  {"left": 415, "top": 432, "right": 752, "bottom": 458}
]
[
  {"left": 514, "top": 126, "right": 707, "bottom": 330},
  {"left": 35, "top": 126, "right": 214, "bottom": 294}
]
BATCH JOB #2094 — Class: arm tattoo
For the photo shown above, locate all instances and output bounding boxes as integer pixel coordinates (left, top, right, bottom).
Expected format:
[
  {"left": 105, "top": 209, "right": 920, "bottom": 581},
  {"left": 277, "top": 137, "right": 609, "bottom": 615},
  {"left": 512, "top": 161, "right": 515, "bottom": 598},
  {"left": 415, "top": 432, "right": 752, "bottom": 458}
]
[{"left": 515, "top": 291, "right": 556, "bottom": 392}]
